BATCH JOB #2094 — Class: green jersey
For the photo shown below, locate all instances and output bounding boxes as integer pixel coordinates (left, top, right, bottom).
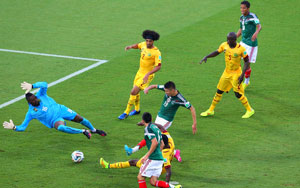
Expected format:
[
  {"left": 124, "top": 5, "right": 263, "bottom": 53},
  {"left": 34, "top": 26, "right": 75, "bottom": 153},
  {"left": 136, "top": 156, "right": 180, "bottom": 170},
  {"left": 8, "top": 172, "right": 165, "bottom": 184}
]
[
  {"left": 144, "top": 123, "right": 164, "bottom": 160},
  {"left": 157, "top": 85, "right": 192, "bottom": 122},
  {"left": 240, "top": 12, "right": 260, "bottom": 47}
]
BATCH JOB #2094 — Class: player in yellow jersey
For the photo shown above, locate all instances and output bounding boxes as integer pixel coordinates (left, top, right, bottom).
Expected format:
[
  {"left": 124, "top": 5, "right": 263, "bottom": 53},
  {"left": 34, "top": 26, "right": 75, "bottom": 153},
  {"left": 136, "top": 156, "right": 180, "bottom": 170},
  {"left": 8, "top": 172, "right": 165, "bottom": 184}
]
[
  {"left": 100, "top": 129, "right": 177, "bottom": 183},
  {"left": 199, "top": 32, "right": 255, "bottom": 118},
  {"left": 118, "top": 30, "right": 162, "bottom": 120}
]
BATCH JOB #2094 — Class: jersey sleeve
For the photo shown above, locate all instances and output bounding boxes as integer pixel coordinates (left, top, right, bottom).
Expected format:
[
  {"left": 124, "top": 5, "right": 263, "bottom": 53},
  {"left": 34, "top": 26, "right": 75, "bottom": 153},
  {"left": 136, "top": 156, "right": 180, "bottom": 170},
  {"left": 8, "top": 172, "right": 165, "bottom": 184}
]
[
  {"left": 157, "top": 85, "right": 165, "bottom": 91},
  {"left": 178, "top": 93, "right": 192, "bottom": 109},
  {"left": 217, "top": 43, "right": 225, "bottom": 53},
  {"left": 138, "top": 42, "right": 144, "bottom": 50},
  {"left": 15, "top": 111, "right": 33, "bottom": 132},
  {"left": 146, "top": 126, "right": 156, "bottom": 140},
  {"left": 33, "top": 82, "right": 48, "bottom": 96},
  {"left": 252, "top": 14, "right": 260, "bottom": 25},
  {"left": 154, "top": 51, "right": 162, "bottom": 66}
]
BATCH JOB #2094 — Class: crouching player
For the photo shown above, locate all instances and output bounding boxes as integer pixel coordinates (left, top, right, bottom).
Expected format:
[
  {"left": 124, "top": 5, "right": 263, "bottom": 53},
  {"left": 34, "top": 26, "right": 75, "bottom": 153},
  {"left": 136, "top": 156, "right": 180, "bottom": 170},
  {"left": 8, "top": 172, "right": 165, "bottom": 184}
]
[
  {"left": 100, "top": 129, "right": 177, "bottom": 183},
  {"left": 2, "top": 81, "right": 106, "bottom": 139}
]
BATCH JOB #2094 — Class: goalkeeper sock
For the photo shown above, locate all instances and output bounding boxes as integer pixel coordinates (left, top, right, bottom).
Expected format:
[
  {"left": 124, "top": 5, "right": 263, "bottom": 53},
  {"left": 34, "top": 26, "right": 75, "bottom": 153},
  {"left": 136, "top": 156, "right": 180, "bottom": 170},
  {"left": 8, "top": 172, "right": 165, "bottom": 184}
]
[
  {"left": 209, "top": 93, "right": 223, "bottom": 111},
  {"left": 125, "top": 95, "right": 137, "bottom": 114},
  {"left": 110, "top": 161, "right": 130, "bottom": 168},
  {"left": 239, "top": 95, "right": 252, "bottom": 111},
  {"left": 135, "top": 93, "right": 140, "bottom": 111},
  {"left": 57, "top": 125, "right": 83, "bottom": 134},
  {"left": 80, "top": 118, "right": 96, "bottom": 132}
]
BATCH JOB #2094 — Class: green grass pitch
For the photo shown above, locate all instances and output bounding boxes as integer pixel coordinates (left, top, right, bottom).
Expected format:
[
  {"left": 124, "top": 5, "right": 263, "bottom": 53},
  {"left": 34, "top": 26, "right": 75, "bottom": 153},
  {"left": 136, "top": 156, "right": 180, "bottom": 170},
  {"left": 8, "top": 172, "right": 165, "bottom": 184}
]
[{"left": 0, "top": 0, "right": 299, "bottom": 187}]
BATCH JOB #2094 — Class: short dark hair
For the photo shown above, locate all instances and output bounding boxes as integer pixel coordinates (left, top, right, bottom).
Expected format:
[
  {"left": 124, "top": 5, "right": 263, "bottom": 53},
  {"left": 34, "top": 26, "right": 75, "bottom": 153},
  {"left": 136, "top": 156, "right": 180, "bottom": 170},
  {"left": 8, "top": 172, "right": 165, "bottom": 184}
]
[
  {"left": 164, "top": 81, "right": 176, "bottom": 90},
  {"left": 142, "top": 112, "right": 152, "bottom": 123},
  {"left": 142, "top": 30, "right": 160, "bottom": 41},
  {"left": 162, "top": 134, "right": 169, "bottom": 147},
  {"left": 241, "top": 1, "right": 250, "bottom": 8},
  {"left": 25, "top": 92, "right": 34, "bottom": 101}
]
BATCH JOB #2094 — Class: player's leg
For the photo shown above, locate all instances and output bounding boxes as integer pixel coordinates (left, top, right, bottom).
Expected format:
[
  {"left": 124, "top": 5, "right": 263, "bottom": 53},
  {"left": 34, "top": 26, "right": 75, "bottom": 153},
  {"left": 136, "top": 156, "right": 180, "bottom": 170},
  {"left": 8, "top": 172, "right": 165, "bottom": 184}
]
[
  {"left": 232, "top": 75, "right": 255, "bottom": 118},
  {"left": 100, "top": 158, "right": 137, "bottom": 169},
  {"left": 137, "top": 173, "right": 147, "bottom": 188},
  {"left": 125, "top": 139, "right": 146, "bottom": 156},
  {"left": 201, "top": 73, "right": 231, "bottom": 116},
  {"left": 54, "top": 120, "right": 91, "bottom": 139},
  {"left": 119, "top": 84, "right": 140, "bottom": 119},
  {"left": 72, "top": 114, "right": 106, "bottom": 136}
]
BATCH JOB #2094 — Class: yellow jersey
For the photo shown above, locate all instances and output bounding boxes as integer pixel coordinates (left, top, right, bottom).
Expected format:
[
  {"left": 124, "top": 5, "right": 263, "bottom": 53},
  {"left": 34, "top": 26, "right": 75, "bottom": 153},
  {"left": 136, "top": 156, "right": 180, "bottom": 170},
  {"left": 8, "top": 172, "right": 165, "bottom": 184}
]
[
  {"left": 217, "top": 42, "right": 248, "bottom": 74},
  {"left": 162, "top": 131, "right": 175, "bottom": 168},
  {"left": 137, "top": 42, "right": 161, "bottom": 74}
]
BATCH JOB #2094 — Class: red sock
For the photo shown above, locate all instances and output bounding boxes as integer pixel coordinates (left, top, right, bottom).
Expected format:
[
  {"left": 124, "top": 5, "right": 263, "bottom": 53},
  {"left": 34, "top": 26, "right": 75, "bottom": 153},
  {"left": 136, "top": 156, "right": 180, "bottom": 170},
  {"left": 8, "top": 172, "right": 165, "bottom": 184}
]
[
  {"left": 245, "top": 67, "right": 252, "bottom": 78},
  {"left": 138, "top": 180, "right": 147, "bottom": 188},
  {"left": 138, "top": 139, "right": 146, "bottom": 149},
  {"left": 155, "top": 181, "right": 170, "bottom": 188}
]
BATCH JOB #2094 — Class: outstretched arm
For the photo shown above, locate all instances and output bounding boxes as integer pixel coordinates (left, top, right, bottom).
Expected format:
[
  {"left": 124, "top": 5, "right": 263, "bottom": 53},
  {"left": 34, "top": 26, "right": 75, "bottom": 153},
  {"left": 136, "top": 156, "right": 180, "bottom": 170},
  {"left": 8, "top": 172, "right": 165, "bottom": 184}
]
[
  {"left": 143, "top": 64, "right": 161, "bottom": 84},
  {"left": 141, "top": 138, "right": 158, "bottom": 164},
  {"left": 190, "top": 106, "right": 197, "bottom": 134},
  {"left": 3, "top": 112, "right": 33, "bottom": 131},
  {"left": 251, "top": 24, "right": 262, "bottom": 41},
  {"left": 144, "top": 84, "right": 158, "bottom": 94},
  {"left": 32, "top": 82, "right": 48, "bottom": 96},
  {"left": 199, "top": 50, "right": 220, "bottom": 64},
  {"left": 125, "top": 43, "right": 139, "bottom": 51}
]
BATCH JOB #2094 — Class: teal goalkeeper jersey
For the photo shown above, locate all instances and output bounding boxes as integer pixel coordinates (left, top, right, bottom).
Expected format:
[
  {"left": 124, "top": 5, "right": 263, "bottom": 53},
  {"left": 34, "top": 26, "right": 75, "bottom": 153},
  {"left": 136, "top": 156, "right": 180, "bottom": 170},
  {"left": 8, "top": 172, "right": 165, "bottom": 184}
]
[
  {"left": 157, "top": 85, "right": 192, "bottom": 122},
  {"left": 144, "top": 123, "right": 164, "bottom": 160},
  {"left": 240, "top": 12, "right": 260, "bottom": 47}
]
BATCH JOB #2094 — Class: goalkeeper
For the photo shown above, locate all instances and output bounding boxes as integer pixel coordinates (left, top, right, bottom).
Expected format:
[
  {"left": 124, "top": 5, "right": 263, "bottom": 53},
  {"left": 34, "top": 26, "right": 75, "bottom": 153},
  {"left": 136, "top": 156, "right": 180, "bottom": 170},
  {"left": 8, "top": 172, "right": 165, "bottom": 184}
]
[{"left": 2, "top": 81, "right": 107, "bottom": 139}]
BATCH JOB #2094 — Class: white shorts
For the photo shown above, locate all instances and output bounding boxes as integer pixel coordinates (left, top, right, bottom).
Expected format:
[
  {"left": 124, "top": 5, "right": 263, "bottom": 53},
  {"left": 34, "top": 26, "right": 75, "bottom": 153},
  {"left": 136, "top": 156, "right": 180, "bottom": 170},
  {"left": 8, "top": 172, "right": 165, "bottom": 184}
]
[
  {"left": 155, "top": 115, "right": 173, "bottom": 129},
  {"left": 139, "top": 159, "right": 163, "bottom": 178},
  {"left": 240, "top": 41, "right": 258, "bottom": 63}
]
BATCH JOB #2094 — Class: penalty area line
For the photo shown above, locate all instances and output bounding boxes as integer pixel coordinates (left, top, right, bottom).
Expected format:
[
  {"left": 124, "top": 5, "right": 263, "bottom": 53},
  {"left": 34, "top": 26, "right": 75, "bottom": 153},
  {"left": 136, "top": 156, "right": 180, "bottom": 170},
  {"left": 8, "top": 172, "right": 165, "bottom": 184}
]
[{"left": 0, "top": 60, "right": 108, "bottom": 109}]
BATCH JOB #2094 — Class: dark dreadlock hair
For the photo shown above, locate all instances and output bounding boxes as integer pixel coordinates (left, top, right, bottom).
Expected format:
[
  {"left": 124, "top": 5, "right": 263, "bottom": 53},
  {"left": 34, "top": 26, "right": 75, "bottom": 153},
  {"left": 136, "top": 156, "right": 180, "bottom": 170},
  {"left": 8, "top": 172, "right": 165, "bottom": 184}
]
[{"left": 142, "top": 30, "right": 160, "bottom": 41}]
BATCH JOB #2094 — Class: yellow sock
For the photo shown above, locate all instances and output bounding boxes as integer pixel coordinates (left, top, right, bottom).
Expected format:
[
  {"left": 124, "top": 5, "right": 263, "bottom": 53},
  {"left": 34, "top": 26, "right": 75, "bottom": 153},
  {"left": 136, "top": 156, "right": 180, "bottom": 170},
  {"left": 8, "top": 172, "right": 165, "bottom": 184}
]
[
  {"left": 209, "top": 93, "right": 222, "bottom": 111},
  {"left": 109, "top": 161, "right": 130, "bottom": 169},
  {"left": 134, "top": 93, "right": 140, "bottom": 111},
  {"left": 124, "top": 95, "right": 137, "bottom": 114},
  {"left": 239, "top": 95, "right": 252, "bottom": 111}
]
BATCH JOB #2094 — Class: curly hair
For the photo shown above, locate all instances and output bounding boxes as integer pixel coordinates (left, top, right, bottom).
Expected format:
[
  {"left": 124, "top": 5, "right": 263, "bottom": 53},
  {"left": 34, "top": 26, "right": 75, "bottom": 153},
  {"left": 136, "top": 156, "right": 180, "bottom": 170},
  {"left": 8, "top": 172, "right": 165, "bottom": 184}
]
[{"left": 142, "top": 30, "right": 160, "bottom": 41}]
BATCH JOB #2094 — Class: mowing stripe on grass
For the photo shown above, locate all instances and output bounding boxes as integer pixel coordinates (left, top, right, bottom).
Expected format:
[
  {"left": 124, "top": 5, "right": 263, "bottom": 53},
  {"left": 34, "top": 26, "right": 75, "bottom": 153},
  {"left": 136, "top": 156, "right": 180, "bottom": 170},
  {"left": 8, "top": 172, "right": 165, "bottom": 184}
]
[{"left": 0, "top": 48, "right": 108, "bottom": 109}]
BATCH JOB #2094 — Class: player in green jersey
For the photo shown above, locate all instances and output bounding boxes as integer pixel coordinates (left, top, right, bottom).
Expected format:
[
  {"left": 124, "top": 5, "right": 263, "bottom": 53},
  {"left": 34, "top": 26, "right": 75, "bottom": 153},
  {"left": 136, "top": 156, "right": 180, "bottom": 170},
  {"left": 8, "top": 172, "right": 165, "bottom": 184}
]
[
  {"left": 137, "top": 112, "right": 182, "bottom": 188},
  {"left": 236, "top": 1, "right": 262, "bottom": 89},
  {"left": 124, "top": 81, "right": 196, "bottom": 162}
]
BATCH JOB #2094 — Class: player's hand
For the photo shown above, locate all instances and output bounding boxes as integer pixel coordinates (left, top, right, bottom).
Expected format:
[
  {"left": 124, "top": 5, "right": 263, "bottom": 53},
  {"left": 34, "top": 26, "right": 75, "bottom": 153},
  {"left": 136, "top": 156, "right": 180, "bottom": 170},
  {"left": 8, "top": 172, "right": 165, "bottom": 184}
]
[
  {"left": 125, "top": 46, "right": 131, "bottom": 51},
  {"left": 199, "top": 57, "right": 207, "bottom": 64},
  {"left": 141, "top": 155, "right": 148, "bottom": 164},
  {"left": 3, "top": 120, "right": 15, "bottom": 130},
  {"left": 144, "top": 86, "right": 150, "bottom": 94},
  {"left": 192, "top": 123, "right": 197, "bottom": 134},
  {"left": 251, "top": 34, "right": 257, "bottom": 41},
  {"left": 143, "top": 74, "right": 149, "bottom": 84},
  {"left": 21, "top": 81, "right": 32, "bottom": 93}
]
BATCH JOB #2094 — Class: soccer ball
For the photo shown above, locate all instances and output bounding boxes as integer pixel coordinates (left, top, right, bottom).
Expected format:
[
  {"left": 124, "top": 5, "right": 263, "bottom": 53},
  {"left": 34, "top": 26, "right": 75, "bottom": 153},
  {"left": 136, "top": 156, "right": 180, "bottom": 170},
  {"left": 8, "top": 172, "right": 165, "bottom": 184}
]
[{"left": 71, "top": 150, "right": 84, "bottom": 163}]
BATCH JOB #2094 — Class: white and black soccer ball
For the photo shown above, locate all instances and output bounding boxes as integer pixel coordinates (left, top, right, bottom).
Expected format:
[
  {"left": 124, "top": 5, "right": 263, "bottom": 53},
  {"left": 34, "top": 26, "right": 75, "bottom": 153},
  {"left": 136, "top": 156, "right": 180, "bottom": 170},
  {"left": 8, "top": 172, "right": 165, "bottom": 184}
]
[{"left": 71, "top": 150, "right": 84, "bottom": 163}]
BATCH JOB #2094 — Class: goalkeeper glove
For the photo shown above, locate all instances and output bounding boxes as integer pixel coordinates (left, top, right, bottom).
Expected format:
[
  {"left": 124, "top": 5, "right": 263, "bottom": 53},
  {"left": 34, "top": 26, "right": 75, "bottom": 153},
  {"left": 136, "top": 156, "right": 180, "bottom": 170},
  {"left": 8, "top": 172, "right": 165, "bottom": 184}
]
[
  {"left": 21, "top": 81, "right": 32, "bottom": 93},
  {"left": 3, "top": 120, "right": 16, "bottom": 130}
]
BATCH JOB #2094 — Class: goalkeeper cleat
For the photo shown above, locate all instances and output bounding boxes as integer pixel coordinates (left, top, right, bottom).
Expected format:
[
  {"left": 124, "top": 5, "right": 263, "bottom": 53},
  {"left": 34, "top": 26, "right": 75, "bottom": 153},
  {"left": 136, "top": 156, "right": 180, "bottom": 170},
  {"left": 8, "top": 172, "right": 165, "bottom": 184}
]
[
  {"left": 129, "top": 110, "right": 140, "bottom": 116},
  {"left": 200, "top": 109, "right": 214, "bottom": 117},
  {"left": 124, "top": 145, "right": 133, "bottom": 156},
  {"left": 92, "top": 129, "right": 107, "bottom": 136},
  {"left": 118, "top": 113, "right": 128, "bottom": 120},
  {"left": 83, "top": 130, "right": 91, "bottom": 139},
  {"left": 100, "top": 158, "right": 109, "bottom": 168},
  {"left": 242, "top": 108, "right": 255, "bottom": 119},
  {"left": 174, "top": 149, "right": 182, "bottom": 162}
]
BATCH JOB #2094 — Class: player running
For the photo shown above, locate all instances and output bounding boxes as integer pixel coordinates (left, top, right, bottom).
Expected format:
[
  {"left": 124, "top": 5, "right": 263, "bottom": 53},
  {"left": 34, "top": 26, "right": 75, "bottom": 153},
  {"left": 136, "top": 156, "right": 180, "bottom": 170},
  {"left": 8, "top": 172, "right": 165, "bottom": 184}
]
[
  {"left": 124, "top": 81, "right": 197, "bottom": 157},
  {"left": 199, "top": 32, "right": 255, "bottom": 118},
  {"left": 100, "top": 130, "right": 177, "bottom": 183},
  {"left": 136, "top": 112, "right": 181, "bottom": 188},
  {"left": 2, "top": 81, "right": 106, "bottom": 139},
  {"left": 118, "top": 30, "right": 162, "bottom": 120},
  {"left": 236, "top": 1, "right": 262, "bottom": 89}
]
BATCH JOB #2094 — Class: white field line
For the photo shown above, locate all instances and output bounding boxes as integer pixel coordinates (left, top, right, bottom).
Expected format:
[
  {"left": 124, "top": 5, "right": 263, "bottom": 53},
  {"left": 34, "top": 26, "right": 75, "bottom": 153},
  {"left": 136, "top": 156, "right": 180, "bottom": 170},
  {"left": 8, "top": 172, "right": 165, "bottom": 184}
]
[{"left": 0, "top": 49, "right": 108, "bottom": 109}]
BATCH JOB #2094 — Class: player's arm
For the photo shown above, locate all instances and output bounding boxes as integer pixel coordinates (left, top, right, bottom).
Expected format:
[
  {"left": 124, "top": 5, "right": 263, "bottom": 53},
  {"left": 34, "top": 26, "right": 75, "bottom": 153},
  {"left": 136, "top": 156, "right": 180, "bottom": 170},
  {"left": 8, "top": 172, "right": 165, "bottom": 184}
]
[
  {"left": 32, "top": 82, "right": 48, "bottom": 96},
  {"left": 251, "top": 24, "right": 262, "bottom": 41},
  {"left": 3, "top": 112, "right": 33, "bottom": 131},
  {"left": 189, "top": 105, "right": 197, "bottom": 134},
  {"left": 199, "top": 50, "right": 220, "bottom": 64},
  {"left": 125, "top": 43, "right": 139, "bottom": 51},
  {"left": 236, "top": 28, "right": 242, "bottom": 38},
  {"left": 141, "top": 137, "right": 158, "bottom": 163},
  {"left": 144, "top": 84, "right": 158, "bottom": 94},
  {"left": 143, "top": 64, "right": 161, "bottom": 84},
  {"left": 238, "top": 56, "right": 250, "bottom": 84}
]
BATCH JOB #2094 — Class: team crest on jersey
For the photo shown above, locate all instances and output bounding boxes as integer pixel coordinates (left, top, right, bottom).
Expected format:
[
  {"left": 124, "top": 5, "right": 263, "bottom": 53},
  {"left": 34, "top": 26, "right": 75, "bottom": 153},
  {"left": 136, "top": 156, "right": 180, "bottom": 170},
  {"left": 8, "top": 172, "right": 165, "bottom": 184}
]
[
  {"left": 234, "top": 53, "right": 238, "bottom": 57},
  {"left": 148, "top": 53, "right": 151, "bottom": 56},
  {"left": 33, "top": 108, "right": 38, "bottom": 112}
]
